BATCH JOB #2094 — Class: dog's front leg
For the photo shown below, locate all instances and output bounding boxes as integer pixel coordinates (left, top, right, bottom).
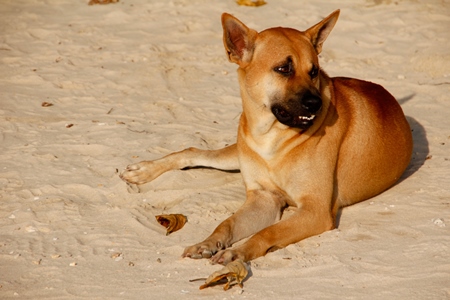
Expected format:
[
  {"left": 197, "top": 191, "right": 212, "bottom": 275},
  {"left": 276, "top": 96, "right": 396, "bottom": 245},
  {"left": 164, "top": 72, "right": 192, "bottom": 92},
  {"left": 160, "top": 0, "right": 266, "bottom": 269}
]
[
  {"left": 211, "top": 201, "right": 335, "bottom": 264},
  {"left": 120, "top": 144, "right": 238, "bottom": 185},
  {"left": 182, "top": 189, "right": 286, "bottom": 259}
]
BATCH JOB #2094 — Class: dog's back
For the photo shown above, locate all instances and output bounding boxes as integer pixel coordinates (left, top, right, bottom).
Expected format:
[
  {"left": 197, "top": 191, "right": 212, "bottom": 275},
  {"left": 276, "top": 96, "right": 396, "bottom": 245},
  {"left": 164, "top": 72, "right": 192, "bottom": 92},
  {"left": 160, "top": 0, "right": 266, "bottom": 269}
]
[{"left": 331, "top": 77, "right": 413, "bottom": 206}]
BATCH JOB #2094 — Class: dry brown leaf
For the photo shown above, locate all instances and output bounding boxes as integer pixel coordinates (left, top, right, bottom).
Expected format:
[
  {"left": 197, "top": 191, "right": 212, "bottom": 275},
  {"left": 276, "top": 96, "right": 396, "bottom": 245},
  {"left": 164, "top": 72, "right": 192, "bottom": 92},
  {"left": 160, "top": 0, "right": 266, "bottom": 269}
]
[
  {"left": 199, "top": 259, "right": 249, "bottom": 291},
  {"left": 41, "top": 102, "right": 53, "bottom": 107},
  {"left": 88, "top": 0, "right": 119, "bottom": 5},
  {"left": 155, "top": 214, "right": 187, "bottom": 235},
  {"left": 236, "top": 0, "right": 266, "bottom": 7}
]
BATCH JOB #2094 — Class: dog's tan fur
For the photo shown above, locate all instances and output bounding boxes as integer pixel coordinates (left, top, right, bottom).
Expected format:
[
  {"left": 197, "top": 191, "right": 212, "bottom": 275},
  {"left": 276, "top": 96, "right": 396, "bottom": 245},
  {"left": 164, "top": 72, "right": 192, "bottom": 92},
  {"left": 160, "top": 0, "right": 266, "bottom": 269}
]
[{"left": 120, "top": 10, "right": 413, "bottom": 264}]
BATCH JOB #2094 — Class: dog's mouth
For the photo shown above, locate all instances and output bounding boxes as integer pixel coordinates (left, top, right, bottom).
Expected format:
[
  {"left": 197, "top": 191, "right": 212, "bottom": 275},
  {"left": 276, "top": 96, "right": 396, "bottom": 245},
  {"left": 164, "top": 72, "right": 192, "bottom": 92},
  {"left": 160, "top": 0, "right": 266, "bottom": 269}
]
[
  {"left": 299, "top": 114, "right": 316, "bottom": 122},
  {"left": 301, "top": 114, "right": 317, "bottom": 127},
  {"left": 271, "top": 91, "right": 322, "bottom": 130},
  {"left": 271, "top": 106, "right": 318, "bottom": 130}
]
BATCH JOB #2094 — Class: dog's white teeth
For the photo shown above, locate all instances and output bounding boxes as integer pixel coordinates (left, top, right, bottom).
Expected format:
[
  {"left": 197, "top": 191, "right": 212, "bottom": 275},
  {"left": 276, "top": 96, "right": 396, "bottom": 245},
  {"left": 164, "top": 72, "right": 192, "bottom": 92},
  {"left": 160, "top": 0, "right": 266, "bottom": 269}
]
[{"left": 299, "top": 115, "right": 316, "bottom": 121}]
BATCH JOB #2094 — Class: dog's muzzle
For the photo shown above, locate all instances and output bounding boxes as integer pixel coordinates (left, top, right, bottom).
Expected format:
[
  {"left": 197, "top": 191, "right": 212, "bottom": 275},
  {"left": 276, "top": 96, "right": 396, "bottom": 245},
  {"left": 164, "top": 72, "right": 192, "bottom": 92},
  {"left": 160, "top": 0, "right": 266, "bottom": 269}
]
[{"left": 271, "top": 91, "right": 322, "bottom": 129}]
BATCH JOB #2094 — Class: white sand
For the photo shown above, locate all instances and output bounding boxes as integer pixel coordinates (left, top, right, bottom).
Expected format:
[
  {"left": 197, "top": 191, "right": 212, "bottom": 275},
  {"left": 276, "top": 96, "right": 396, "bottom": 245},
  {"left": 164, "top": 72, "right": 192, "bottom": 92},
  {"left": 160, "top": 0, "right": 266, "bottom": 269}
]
[{"left": 1, "top": 0, "right": 449, "bottom": 299}]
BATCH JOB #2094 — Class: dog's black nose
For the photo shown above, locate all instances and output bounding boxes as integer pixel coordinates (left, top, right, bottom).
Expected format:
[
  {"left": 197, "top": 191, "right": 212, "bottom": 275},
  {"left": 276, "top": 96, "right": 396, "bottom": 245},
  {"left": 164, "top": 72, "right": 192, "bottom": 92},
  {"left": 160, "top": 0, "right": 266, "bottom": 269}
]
[{"left": 301, "top": 92, "right": 322, "bottom": 113}]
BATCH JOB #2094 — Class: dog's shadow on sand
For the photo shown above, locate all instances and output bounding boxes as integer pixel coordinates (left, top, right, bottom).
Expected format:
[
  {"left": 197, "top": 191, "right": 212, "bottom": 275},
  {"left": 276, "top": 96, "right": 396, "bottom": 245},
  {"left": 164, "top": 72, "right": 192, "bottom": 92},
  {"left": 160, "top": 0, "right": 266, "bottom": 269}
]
[
  {"left": 401, "top": 115, "right": 429, "bottom": 180},
  {"left": 397, "top": 93, "right": 430, "bottom": 182},
  {"left": 336, "top": 93, "right": 429, "bottom": 227}
]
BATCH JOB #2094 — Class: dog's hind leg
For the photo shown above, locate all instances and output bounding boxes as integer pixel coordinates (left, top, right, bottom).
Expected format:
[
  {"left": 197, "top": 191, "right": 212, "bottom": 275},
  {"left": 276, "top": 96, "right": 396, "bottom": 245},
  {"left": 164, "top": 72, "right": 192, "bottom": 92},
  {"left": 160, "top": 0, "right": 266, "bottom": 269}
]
[{"left": 120, "top": 144, "right": 239, "bottom": 185}]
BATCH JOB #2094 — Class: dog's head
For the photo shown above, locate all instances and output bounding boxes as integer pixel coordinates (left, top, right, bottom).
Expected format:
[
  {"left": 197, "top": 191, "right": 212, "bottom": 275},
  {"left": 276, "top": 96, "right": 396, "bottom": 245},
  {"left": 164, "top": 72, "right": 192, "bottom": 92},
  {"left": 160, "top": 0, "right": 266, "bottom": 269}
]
[{"left": 221, "top": 10, "right": 339, "bottom": 130}]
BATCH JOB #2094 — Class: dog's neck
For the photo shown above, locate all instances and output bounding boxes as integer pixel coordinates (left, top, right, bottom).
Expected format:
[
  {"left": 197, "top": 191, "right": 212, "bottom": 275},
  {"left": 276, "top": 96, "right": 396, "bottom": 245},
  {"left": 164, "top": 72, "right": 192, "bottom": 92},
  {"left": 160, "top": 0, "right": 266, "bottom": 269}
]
[
  {"left": 237, "top": 84, "right": 301, "bottom": 161},
  {"left": 236, "top": 67, "right": 282, "bottom": 136},
  {"left": 238, "top": 87, "right": 285, "bottom": 137}
]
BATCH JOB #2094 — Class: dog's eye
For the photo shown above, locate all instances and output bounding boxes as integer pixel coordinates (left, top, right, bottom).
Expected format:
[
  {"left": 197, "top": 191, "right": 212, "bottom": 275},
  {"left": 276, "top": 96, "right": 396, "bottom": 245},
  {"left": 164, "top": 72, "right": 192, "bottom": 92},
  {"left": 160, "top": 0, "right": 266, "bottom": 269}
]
[
  {"left": 274, "top": 60, "right": 294, "bottom": 76},
  {"left": 309, "top": 65, "right": 319, "bottom": 79}
]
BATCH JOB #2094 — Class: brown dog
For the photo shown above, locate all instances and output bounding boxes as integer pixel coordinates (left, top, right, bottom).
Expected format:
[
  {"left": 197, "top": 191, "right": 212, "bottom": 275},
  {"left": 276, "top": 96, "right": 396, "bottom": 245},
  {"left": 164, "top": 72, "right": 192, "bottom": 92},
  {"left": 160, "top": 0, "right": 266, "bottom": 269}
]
[{"left": 120, "top": 10, "right": 413, "bottom": 264}]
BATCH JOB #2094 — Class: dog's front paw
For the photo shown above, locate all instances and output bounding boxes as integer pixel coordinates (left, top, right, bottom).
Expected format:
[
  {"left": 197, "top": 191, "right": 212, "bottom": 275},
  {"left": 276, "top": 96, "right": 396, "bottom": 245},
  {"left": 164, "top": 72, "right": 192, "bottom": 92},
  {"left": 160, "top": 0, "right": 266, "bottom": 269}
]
[
  {"left": 182, "top": 240, "right": 225, "bottom": 260},
  {"left": 211, "top": 248, "right": 246, "bottom": 265},
  {"left": 120, "top": 161, "right": 160, "bottom": 185}
]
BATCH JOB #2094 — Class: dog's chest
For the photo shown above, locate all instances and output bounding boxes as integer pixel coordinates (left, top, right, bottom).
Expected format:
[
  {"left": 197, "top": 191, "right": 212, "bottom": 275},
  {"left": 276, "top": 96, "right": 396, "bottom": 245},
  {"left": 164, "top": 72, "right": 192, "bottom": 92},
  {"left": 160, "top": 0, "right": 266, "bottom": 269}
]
[
  {"left": 240, "top": 137, "right": 305, "bottom": 179},
  {"left": 238, "top": 128, "right": 325, "bottom": 203},
  {"left": 242, "top": 127, "right": 301, "bottom": 161},
  {"left": 250, "top": 134, "right": 279, "bottom": 161}
]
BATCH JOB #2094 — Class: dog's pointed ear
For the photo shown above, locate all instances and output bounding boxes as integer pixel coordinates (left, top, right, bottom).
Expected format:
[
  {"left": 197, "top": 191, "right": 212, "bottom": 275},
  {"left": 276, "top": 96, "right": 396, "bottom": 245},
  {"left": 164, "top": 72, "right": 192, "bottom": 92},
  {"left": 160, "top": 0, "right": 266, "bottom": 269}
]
[
  {"left": 221, "top": 13, "right": 258, "bottom": 66},
  {"left": 305, "top": 9, "right": 340, "bottom": 54}
]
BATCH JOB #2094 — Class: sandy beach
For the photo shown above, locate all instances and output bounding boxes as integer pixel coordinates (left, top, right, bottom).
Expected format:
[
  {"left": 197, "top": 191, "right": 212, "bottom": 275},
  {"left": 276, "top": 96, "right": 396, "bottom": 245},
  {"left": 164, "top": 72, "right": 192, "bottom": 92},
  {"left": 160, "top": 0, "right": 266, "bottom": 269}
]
[{"left": 1, "top": 0, "right": 449, "bottom": 299}]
